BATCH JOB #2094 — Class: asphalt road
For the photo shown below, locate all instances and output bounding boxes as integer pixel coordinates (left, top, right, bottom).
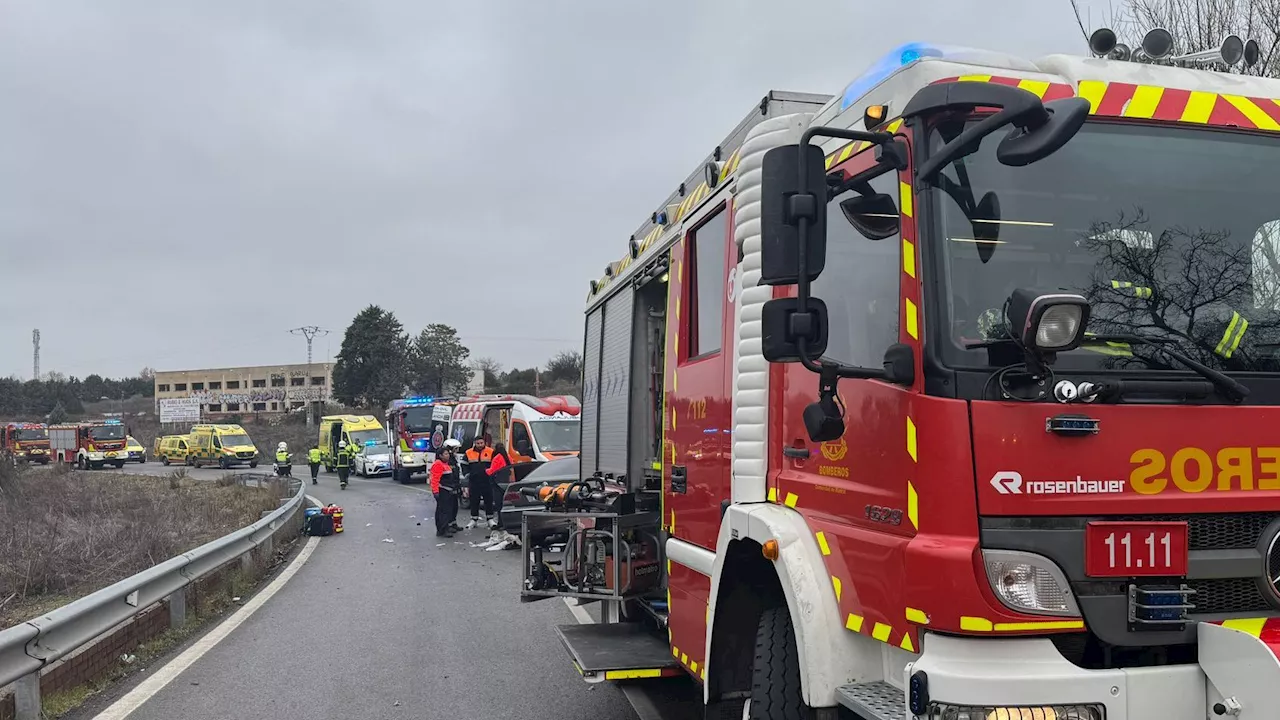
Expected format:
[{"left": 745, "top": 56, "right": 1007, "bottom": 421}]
[{"left": 65, "top": 468, "right": 648, "bottom": 720}]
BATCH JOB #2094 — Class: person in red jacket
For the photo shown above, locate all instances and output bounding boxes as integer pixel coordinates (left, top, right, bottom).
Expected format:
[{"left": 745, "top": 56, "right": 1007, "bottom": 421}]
[
  {"left": 430, "top": 445, "right": 461, "bottom": 537},
  {"left": 485, "top": 443, "right": 512, "bottom": 530}
]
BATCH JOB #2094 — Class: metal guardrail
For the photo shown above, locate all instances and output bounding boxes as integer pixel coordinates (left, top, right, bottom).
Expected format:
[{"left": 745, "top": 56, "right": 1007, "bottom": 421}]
[{"left": 0, "top": 476, "right": 306, "bottom": 690}]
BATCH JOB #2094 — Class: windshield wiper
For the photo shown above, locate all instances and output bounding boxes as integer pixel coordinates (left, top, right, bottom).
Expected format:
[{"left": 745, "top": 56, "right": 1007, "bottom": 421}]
[
  {"left": 1077, "top": 333, "right": 1249, "bottom": 403},
  {"left": 964, "top": 333, "right": 1249, "bottom": 402}
]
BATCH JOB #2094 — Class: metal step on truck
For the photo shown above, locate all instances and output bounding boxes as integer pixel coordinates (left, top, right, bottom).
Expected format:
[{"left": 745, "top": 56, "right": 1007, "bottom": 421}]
[{"left": 518, "top": 26, "right": 1280, "bottom": 720}]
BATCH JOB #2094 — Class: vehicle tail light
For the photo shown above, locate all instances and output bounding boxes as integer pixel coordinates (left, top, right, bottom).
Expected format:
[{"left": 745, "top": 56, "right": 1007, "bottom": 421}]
[{"left": 504, "top": 489, "right": 520, "bottom": 503}]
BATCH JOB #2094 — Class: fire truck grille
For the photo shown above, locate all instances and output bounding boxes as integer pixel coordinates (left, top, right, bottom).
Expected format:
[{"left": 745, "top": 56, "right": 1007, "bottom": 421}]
[
  {"left": 1186, "top": 578, "right": 1271, "bottom": 615},
  {"left": 1112, "top": 512, "right": 1278, "bottom": 550}
]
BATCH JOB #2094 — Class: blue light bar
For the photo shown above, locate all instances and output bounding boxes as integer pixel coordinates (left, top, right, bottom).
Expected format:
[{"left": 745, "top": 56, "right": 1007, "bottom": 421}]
[
  {"left": 840, "top": 42, "right": 945, "bottom": 111},
  {"left": 104, "top": 419, "right": 122, "bottom": 425},
  {"left": 365, "top": 440, "right": 376, "bottom": 446},
  {"left": 413, "top": 439, "right": 427, "bottom": 449}
]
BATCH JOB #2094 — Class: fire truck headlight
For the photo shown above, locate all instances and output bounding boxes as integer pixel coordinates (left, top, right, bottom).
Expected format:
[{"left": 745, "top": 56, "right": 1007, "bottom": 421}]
[
  {"left": 918, "top": 702, "right": 1102, "bottom": 720},
  {"left": 982, "top": 549, "right": 1079, "bottom": 616},
  {"left": 1007, "top": 289, "right": 1090, "bottom": 353}
]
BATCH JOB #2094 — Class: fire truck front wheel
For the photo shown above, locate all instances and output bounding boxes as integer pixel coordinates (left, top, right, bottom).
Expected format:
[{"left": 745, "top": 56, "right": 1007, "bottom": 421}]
[{"left": 747, "top": 605, "right": 816, "bottom": 720}]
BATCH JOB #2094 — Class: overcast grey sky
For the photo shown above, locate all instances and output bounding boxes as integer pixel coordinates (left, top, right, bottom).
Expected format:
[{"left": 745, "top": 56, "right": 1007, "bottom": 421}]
[{"left": 0, "top": 0, "right": 1100, "bottom": 380}]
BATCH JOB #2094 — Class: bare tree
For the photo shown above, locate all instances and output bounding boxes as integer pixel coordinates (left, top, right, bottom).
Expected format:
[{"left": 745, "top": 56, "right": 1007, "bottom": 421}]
[{"left": 1070, "top": 0, "right": 1280, "bottom": 76}]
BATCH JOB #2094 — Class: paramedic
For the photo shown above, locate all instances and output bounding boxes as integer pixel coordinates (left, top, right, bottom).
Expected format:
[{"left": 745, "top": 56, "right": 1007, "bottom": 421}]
[
  {"left": 485, "top": 442, "right": 512, "bottom": 530},
  {"left": 307, "top": 444, "right": 321, "bottom": 485},
  {"left": 431, "top": 445, "right": 460, "bottom": 537},
  {"left": 335, "top": 440, "right": 352, "bottom": 489},
  {"left": 464, "top": 436, "right": 495, "bottom": 527}
]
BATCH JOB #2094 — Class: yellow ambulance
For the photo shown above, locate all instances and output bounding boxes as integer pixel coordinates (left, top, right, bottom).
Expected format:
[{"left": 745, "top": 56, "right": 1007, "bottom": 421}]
[
  {"left": 186, "top": 424, "right": 260, "bottom": 469},
  {"left": 318, "top": 415, "right": 384, "bottom": 470}
]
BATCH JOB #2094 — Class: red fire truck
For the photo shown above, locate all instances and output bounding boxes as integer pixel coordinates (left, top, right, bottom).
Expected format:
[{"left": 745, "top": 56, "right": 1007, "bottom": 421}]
[
  {"left": 385, "top": 396, "right": 456, "bottom": 484},
  {"left": 50, "top": 419, "right": 129, "bottom": 470},
  {"left": 1, "top": 422, "right": 50, "bottom": 465},
  {"left": 524, "top": 30, "right": 1280, "bottom": 720}
]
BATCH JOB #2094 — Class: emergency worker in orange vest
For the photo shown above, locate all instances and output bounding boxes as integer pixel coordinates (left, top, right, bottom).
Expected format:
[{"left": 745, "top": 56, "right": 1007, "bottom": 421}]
[{"left": 464, "top": 436, "right": 495, "bottom": 529}]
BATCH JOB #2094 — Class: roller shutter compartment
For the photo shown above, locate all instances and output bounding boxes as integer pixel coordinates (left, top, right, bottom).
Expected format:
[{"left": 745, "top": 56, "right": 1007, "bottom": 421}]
[
  {"left": 580, "top": 309, "right": 603, "bottom": 475},
  {"left": 596, "top": 289, "right": 634, "bottom": 475}
]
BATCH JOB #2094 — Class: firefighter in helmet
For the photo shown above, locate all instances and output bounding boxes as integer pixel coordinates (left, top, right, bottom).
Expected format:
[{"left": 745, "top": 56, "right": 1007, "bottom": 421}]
[{"left": 335, "top": 440, "right": 352, "bottom": 489}]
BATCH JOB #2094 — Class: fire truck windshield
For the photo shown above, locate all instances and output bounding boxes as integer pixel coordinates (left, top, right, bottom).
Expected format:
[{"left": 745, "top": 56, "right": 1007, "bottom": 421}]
[
  {"left": 402, "top": 406, "right": 435, "bottom": 433},
  {"left": 15, "top": 428, "right": 46, "bottom": 441},
  {"left": 928, "top": 119, "right": 1280, "bottom": 374},
  {"left": 530, "top": 420, "right": 580, "bottom": 453},
  {"left": 89, "top": 425, "right": 126, "bottom": 441}
]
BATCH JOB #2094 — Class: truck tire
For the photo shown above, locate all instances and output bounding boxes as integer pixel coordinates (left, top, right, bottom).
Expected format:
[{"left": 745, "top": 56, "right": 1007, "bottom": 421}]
[
  {"left": 113, "top": 461, "right": 125, "bottom": 469},
  {"left": 250, "top": 461, "right": 259, "bottom": 468},
  {"left": 748, "top": 606, "right": 815, "bottom": 720},
  {"left": 393, "top": 467, "right": 406, "bottom": 484}
]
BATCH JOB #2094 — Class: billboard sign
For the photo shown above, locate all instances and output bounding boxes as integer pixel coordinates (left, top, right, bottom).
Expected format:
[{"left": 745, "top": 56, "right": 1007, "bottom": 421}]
[{"left": 159, "top": 398, "right": 201, "bottom": 424}]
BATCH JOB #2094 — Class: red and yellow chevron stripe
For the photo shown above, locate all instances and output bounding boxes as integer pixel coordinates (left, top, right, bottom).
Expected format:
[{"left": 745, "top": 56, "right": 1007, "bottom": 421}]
[
  {"left": 1211, "top": 617, "right": 1280, "bottom": 658},
  {"left": 936, "top": 74, "right": 1280, "bottom": 130}
]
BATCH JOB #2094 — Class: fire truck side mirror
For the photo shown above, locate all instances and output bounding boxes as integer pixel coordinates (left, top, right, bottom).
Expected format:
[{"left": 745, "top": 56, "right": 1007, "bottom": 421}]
[
  {"left": 760, "top": 143, "right": 828, "bottom": 286},
  {"left": 761, "top": 297, "right": 829, "bottom": 363}
]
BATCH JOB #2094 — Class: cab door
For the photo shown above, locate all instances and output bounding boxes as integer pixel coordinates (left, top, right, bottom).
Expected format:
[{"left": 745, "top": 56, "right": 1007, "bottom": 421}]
[{"left": 664, "top": 199, "right": 735, "bottom": 552}]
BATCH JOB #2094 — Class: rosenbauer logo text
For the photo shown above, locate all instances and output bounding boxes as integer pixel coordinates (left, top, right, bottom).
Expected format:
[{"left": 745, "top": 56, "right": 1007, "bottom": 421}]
[{"left": 990, "top": 471, "right": 1125, "bottom": 496}]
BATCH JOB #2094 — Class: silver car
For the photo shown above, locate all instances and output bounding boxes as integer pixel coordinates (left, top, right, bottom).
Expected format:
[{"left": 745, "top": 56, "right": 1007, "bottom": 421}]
[{"left": 354, "top": 442, "right": 393, "bottom": 477}]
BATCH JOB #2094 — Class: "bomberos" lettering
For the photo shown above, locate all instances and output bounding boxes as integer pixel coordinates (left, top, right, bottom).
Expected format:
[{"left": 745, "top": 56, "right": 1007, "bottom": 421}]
[{"left": 1129, "top": 447, "right": 1280, "bottom": 494}]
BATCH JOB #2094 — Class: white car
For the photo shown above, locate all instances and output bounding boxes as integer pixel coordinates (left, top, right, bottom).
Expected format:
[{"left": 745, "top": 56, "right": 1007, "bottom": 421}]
[{"left": 354, "top": 442, "right": 393, "bottom": 477}]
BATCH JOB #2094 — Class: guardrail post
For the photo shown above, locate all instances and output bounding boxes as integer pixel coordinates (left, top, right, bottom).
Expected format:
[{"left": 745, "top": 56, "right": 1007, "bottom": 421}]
[
  {"left": 240, "top": 551, "right": 253, "bottom": 573},
  {"left": 168, "top": 589, "right": 186, "bottom": 628},
  {"left": 14, "top": 671, "right": 40, "bottom": 720}
]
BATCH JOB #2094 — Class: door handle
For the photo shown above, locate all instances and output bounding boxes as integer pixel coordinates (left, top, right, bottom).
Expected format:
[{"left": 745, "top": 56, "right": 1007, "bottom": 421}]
[
  {"left": 783, "top": 445, "right": 809, "bottom": 459},
  {"left": 671, "top": 465, "right": 688, "bottom": 494}
]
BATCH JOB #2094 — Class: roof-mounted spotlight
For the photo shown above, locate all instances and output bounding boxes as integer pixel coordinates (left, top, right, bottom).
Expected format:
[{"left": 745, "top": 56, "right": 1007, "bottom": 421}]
[
  {"left": 629, "top": 235, "right": 639, "bottom": 259},
  {"left": 590, "top": 279, "right": 599, "bottom": 294},
  {"left": 652, "top": 210, "right": 668, "bottom": 225},
  {"left": 605, "top": 263, "right": 615, "bottom": 278},
  {"left": 712, "top": 145, "right": 722, "bottom": 161},
  {"left": 703, "top": 160, "right": 723, "bottom": 188}
]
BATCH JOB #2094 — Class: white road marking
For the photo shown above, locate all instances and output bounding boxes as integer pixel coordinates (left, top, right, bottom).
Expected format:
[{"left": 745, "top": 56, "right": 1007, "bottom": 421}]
[{"left": 91, "top": 535, "right": 321, "bottom": 720}]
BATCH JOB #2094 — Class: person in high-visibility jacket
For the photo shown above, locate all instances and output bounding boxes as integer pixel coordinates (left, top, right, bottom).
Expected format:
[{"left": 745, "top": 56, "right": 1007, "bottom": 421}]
[
  {"left": 335, "top": 440, "right": 352, "bottom": 489},
  {"left": 307, "top": 444, "right": 322, "bottom": 485},
  {"left": 275, "top": 442, "right": 292, "bottom": 477}
]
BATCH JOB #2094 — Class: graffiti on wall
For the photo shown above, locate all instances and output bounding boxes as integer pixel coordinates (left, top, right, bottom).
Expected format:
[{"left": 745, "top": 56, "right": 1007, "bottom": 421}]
[{"left": 189, "top": 387, "right": 328, "bottom": 406}]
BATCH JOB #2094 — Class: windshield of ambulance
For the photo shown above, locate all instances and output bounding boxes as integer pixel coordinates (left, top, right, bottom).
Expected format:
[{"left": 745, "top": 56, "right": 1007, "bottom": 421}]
[
  {"left": 530, "top": 420, "right": 580, "bottom": 452},
  {"left": 929, "top": 119, "right": 1280, "bottom": 373},
  {"left": 218, "top": 433, "right": 253, "bottom": 447},
  {"left": 89, "top": 425, "right": 125, "bottom": 441}
]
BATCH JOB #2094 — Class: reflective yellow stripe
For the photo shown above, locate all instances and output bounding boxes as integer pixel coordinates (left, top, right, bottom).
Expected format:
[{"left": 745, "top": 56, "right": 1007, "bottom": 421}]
[
  {"left": 1016, "top": 79, "right": 1050, "bottom": 98},
  {"left": 767, "top": 487, "right": 778, "bottom": 502},
  {"left": 899, "top": 633, "right": 915, "bottom": 652},
  {"left": 906, "top": 417, "right": 918, "bottom": 462},
  {"left": 906, "top": 607, "right": 929, "bottom": 624},
  {"left": 783, "top": 492, "right": 798, "bottom": 508},
  {"left": 957, "top": 74, "right": 992, "bottom": 83},
  {"left": 1223, "top": 95, "right": 1280, "bottom": 130},
  {"left": 871, "top": 622, "right": 892, "bottom": 642},
  {"left": 993, "top": 620, "right": 1085, "bottom": 631},
  {"left": 604, "top": 669, "right": 664, "bottom": 680},
  {"left": 1078, "top": 80, "right": 1107, "bottom": 114},
  {"left": 960, "top": 616, "right": 994, "bottom": 631},
  {"left": 905, "top": 298, "right": 918, "bottom": 339},
  {"left": 902, "top": 238, "right": 916, "bottom": 278},
  {"left": 885, "top": 119, "right": 903, "bottom": 133},
  {"left": 906, "top": 481, "right": 918, "bottom": 530},
  {"left": 898, "top": 181, "right": 913, "bottom": 218},
  {"left": 846, "top": 613, "right": 864, "bottom": 632},
  {"left": 1124, "top": 85, "right": 1164, "bottom": 118},
  {"left": 815, "top": 531, "right": 831, "bottom": 556},
  {"left": 1182, "top": 92, "right": 1218, "bottom": 123},
  {"left": 832, "top": 575, "right": 842, "bottom": 601},
  {"left": 1222, "top": 617, "right": 1267, "bottom": 637},
  {"left": 1215, "top": 312, "right": 1248, "bottom": 358}
]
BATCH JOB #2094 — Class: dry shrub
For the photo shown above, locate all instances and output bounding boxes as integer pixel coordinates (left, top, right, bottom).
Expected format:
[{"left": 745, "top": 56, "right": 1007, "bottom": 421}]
[
  {"left": 0, "top": 471, "right": 281, "bottom": 626},
  {"left": 215, "top": 473, "right": 239, "bottom": 488}
]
